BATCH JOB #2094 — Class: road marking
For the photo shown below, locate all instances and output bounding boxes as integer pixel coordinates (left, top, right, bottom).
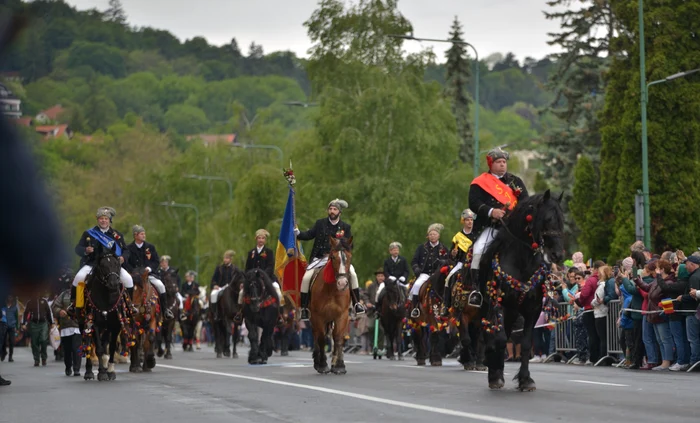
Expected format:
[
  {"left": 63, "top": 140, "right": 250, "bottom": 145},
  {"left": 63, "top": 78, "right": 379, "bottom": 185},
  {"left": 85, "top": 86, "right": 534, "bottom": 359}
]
[
  {"left": 159, "top": 364, "right": 532, "bottom": 423},
  {"left": 569, "top": 379, "right": 629, "bottom": 387}
]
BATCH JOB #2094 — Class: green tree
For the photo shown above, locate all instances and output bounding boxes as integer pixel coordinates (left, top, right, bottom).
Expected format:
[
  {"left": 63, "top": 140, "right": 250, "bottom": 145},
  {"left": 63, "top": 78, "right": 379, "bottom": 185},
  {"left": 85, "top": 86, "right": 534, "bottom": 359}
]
[
  {"left": 84, "top": 93, "right": 119, "bottom": 132},
  {"left": 66, "top": 41, "right": 126, "bottom": 78},
  {"left": 163, "top": 104, "right": 210, "bottom": 134},
  {"left": 105, "top": 0, "right": 127, "bottom": 25},
  {"left": 444, "top": 16, "right": 473, "bottom": 164}
]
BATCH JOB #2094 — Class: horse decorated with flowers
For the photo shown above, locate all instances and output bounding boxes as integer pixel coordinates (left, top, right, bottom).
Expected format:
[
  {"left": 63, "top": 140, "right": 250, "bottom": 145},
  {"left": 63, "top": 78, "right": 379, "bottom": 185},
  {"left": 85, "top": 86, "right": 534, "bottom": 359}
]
[
  {"left": 156, "top": 270, "right": 179, "bottom": 359},
  {"left": 407, "top": 265, "right": 450, "bottom": 366},
  {"left": 129, "top": 268, "right": 161, "bottom": 373},
  {"left": 241, "top": 269, "right": 280, "bottom": 364},
  {"left": 477, "top": 190, "right": 564, "bottom": 391},
  {"left": 180, "top": 291, "right": 201, "bottom": 352},
  {"left": 448, "top": 254, "right": 485, "bottom": 370}
]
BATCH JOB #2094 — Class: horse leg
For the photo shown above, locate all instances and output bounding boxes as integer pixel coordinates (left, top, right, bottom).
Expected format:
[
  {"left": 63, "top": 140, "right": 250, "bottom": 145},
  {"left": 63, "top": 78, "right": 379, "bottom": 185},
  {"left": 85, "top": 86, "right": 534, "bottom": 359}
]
[
  {"left": 515, "top": 311, "right": 537, "bottom": 391},
  {"left": 280, "top": 325, "right": 290, "bottom": 356},
  {"left": 156, "top": 326, "right": 165, "bottom": 357},
  {"left": 459, "top": 317, "right": 475, "bottom": 370},
  {"left": 213, "top": 320, "right": 223, "bottom": 358},
  {"left": 144, "top": 320, "right": 157, "bottom": 371},
  {"left": 223, "top": 319, "right": 232, "bottom": 357},
  {"left": 96, "top": 329, "right": 109, "bottom": 381},
  {"left": 412, "top": 327, "right": 426, "bottom": 366},
  {"left": 129, "top": 329, "right": 142, "bottom": 373},
  {"left": 312, "top": 323, "right": 329, "bottom": 374},
  {"left": 108, "top": 329, "right": 118, "bottom": 381},
  {"left": 247, "top": 320, "right": 262, "bottom": 365},
  {"left": 231, "top": 323, "right": 239, "bottom": 359},
  {"left": 84, "top": 339, "right": 95, "bottom": 380},
  {"left": 164, "top": 321, "right": 173, "bottom": 359},
  {"left": 331, "top": 319, "right": 347, "bottom": 375},
  {"left": 429, "top": 329, "right": 442, "bottom": 366}
]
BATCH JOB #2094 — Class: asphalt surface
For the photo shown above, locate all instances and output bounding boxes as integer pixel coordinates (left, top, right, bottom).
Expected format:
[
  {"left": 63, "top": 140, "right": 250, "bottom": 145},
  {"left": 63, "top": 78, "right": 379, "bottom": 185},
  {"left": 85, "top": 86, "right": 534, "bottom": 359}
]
[{"left": 0, "top": 343, "right": 697, "bottom": 423}]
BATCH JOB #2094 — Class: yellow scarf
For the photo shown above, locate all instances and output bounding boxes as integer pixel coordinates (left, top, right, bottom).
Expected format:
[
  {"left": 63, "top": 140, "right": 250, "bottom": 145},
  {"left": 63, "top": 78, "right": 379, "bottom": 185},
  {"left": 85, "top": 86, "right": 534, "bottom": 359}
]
[{"left": 452, "top": 231, "right": 473, "bottom": 253}]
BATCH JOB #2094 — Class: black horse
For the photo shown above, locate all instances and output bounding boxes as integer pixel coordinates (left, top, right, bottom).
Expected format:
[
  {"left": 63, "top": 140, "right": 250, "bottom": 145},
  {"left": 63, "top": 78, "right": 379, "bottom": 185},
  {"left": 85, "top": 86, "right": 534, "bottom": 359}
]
[
  {"left": 242, "top": 269, "right": 279, "bottom": 365},
  {"left": 379, "top": 280, "right": 406, "bottom": 361},
  {"left": 156, "top": 270, "right": 179, "bottom": 360},
  {"left": 82, "top": 250, "right": 127, "bottom": 382},
  {"left": 478, "top": 190, "right": 564, "bottom": 391},
  {"left": 181, "top": 293, "right": 201, "bottom": 351},
  {"left": 211, "top": 268, "right": 245, "bottom": 359}
]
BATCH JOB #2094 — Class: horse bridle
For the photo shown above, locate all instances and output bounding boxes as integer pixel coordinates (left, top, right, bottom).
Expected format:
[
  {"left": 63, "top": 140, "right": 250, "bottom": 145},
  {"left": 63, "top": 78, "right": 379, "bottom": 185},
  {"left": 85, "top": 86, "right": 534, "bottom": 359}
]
[
  {"left": 93, "top": 253, "right": 121, "bottom": 288},
  {"left": 331, "top": 249, "right": 349, "bottom": 281},
  {"left": 498, "top": 217, "right": 562, "bottom": 254}
]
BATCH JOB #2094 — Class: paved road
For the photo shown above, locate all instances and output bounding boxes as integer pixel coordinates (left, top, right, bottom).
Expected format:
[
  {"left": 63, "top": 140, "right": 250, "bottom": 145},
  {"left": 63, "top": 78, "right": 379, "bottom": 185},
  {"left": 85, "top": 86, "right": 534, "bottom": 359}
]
[{"left": 0, "top": 344, "right": 696, "bottom": 423}]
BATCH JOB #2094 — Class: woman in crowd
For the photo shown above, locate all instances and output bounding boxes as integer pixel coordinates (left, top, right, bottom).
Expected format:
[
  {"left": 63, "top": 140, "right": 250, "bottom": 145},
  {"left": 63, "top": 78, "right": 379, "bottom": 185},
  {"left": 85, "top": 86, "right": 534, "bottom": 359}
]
[
  {"left": 657, "top": 258, "right": 690, "bottom": 371},
  {"left": 576, "top": 261, "right": 605, "bottom": 364},
  {"left": 590, "top": 265, "right": 612, "bottom": 363},
  {"left": 636, "top": 260, "right": 674, "bottom": 370}
]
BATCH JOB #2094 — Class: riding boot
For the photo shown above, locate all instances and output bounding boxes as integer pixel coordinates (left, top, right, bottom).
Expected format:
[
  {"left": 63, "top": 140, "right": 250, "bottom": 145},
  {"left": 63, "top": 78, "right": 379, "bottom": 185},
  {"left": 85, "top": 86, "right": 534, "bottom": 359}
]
[
  {"left": 410, "top": 295, "right": 421, "bottom": 318},
  {"left": 441, "top": 281, "right": 452, "bottom": 317},
  {"left": 300, "top": 292, "right": 310, "bottom": 321},
  {"left": 469, "top": 269, "right": 482, "bottom": 306},
  {"left": 352, "top": 288, "right": 366, "bottom": 315},
  {"left": 68, "top": 286, "right": 77, "bottom": 313},
  {"left": 159, "top": 293, "right": 174, "bottom": 320}
]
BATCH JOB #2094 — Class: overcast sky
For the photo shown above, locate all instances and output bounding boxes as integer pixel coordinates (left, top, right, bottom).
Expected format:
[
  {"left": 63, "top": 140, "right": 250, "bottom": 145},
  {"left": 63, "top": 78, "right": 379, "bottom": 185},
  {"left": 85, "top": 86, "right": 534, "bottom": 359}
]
[{"left": 64, "top": 0, "right": 563, "bottom": 63}]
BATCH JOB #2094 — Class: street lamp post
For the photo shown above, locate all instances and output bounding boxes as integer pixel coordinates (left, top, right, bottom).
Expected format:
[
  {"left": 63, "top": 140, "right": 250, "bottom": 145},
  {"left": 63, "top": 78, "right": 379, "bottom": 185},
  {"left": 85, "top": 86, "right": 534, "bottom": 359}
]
[
  {"left": 388, "top": 33, "right": 480, "bottom": 177},
  {"left": 157, "top": 201, "right": 200, "bottom": 276},
  {"left": 233, "top": 144, "right": 284, "bottom": 168}
]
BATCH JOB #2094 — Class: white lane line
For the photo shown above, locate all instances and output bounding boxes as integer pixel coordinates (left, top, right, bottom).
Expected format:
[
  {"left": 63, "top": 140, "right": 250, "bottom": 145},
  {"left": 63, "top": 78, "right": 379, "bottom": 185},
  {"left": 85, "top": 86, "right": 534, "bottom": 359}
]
[
  {"left": 159, "top": 364, "right": 531, "bottom": 423},
  {"left": 569, "top": 379, "right": 629, "bottom": 387}
]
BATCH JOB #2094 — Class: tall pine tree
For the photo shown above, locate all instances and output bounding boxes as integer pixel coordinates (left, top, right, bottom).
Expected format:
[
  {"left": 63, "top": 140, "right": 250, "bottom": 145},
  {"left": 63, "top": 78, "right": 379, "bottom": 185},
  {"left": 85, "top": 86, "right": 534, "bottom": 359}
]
[
  {"left": 542, "top": 0, "right": 618, "bottom": 255},
  {"left": 444, "top": 16, "right": 472, "bottom": 164}
]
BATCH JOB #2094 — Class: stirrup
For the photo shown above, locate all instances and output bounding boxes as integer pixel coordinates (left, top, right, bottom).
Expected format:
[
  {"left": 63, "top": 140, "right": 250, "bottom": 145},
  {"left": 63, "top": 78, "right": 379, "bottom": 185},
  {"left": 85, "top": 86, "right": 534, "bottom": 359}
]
[
  {"left": 468, "top": 291, "right": 482, "bottom": 307},
  {"left": 233, "top": 311, "right": 243, "bottom": 324},
  {"left": 164, "top": 309, "right": 174, "bottom": 320},
  {"left": 300, "top": 308, "right": 310, "bottom": 321},
  {"left": 354, "top": 303, "right": 366, "bottom": 315},
  {"left": 440, "top": 304, "right": 450, "bottom": 317},
  {"left": 410, "top": 307, "right": 421, "bottom": 318}
]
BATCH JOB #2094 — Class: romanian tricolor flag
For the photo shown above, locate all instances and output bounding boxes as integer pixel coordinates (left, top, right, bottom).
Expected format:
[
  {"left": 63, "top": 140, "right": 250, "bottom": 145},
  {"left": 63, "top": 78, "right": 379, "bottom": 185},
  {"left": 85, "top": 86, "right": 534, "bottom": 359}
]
[{"left": 275, "top": 186, "right": 306, "bottom": 307}]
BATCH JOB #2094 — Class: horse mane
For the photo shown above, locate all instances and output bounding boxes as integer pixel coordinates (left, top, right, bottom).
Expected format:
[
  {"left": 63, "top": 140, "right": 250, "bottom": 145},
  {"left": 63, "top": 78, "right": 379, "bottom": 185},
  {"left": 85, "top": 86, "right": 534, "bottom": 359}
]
[
  {"left": 244, "top": 268, "right": 276, "bottom": 297},
  {"left": 332, "top": 237, "right": 353, "bottom": 251}
]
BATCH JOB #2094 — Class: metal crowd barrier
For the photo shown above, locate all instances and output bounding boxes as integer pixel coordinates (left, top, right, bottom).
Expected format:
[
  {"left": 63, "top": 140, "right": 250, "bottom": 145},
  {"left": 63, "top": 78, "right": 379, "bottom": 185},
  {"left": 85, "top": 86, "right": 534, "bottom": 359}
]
[
  {"left": 595, "top": 299, "right": 622, "bottom": 367},
  {"left": 550, "top": 303, "right": 579, "bottom": 363}
]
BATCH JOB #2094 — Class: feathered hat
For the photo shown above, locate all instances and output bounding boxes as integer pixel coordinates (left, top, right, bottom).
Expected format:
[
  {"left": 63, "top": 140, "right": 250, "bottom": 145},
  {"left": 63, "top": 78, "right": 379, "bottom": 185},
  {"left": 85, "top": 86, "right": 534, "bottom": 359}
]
[
  {"left": 96, "top": 206, "right": 116, "bottom": 221},
  {"left": 160, "top": 255, "right": 171, "bottom": 263},
  {"left": 389, "top": 241, "right": 402, "bottom": 250},
  {"left": 486, "top": 147, "right": 510, "bottom": 169},
  {"left": 460, "top": 209, "right": 476, "bottom": 223},
  {"left": 223, "top": 250, "right": 236, "bottom": 259},
  {"left": 132, "top": 224, "right": 145, "bottom": 234},
  {"left": 328, "top": 198, "right": 348, "bottom": 210},
  {"left": 255, "top": 229, "right": 270, "bottom": 239},
  {"left": 426, "top": 223, "right": 444, "bottom": 235}
]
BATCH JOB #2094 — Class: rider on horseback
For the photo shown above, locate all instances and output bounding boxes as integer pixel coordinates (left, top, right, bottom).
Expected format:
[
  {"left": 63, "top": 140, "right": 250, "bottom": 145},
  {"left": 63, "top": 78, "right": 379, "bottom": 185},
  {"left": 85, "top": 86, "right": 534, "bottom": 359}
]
[
  {"left": 468, "top": 147, "right": 529, "bottom": 285},
  {"left": 241, "top": 229, "right": 284, "bottom": 305},
  {"left": 70, "top": 207, "right": 135, "bottom": 306},
  {"left": 409, "top": 224, "right": 449, "bottom": 318},
  {"left": 441, "top": 209, "right": 478, "bottom": 316},
  {"left": 295, "top": 199, "right": 366, "bottom": 321},
  {"left": 376, "top": 242, "right": 409, "bottom": 313},
  {"left": 124, "top": 225, "right": 175, "bottom": 320}
]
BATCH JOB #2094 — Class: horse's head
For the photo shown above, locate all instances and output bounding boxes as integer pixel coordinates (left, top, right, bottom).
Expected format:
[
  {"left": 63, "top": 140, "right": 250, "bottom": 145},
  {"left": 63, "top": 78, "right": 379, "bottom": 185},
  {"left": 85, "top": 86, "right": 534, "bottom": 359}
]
[
  {"left": 243, "top": 269, "right": 265, "bottom": 312},
  {"left": 328, "top": 236, "right": 353, "bottom": 291},
  {"left": 161, "top": 269, "right": 179, "bottom": 296},
  {"left": 521, "top": 190, "right": 565, "bottom": 265},
  {"left": 93, "top": 252, "right": 122, "bottom": 294}
]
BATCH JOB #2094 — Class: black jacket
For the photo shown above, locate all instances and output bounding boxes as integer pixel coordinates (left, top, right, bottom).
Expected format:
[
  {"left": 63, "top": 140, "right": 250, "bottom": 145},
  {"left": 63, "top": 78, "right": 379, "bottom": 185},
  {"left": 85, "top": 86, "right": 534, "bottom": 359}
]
[
  {"left": 211, "top": 263, "right": 240, "bottom": 288},
  {"left": 245, "top": 246, "right": 275, "bottom": 278},
  {"left": 155, "top": 266, "right": 181, "bottom": 288},
  {"left": 74, "top": 226, "right": 128, "bottom": 267},
  {"left": 411, "top": 242, "right": 448, "bottom": 277},
  {"left": 680, "top": 267, "right": 700, "bottom": 312},
  {"left": 383, "top": 256, "right": 410, "bottom": 281},
  {"left": 123, "top": 241, "right": 160, "bottom": 274},
  {"left": 297, "top": 218, "right": 352, "bottom": 261},
  {"left": 181, "top": 281, "right": 200, "bottom": 297},
  {"left": 468, "top": 172, "right": 528, "bottom": 236}
]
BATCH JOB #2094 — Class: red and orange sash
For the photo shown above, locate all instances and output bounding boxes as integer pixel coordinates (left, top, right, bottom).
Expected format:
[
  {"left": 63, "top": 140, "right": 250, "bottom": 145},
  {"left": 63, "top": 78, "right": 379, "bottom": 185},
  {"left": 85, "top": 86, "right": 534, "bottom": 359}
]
[{"left": 471, "top": 173, "right": 518, "bottom": 210}]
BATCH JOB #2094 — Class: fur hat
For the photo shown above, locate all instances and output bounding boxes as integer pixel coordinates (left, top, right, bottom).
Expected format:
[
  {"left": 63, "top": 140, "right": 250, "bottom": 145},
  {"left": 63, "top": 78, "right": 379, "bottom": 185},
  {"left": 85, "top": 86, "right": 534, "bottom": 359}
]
[
  {"left": 160, "top": 255, "right": 171, "bottom": 263},
  {"left": 328, "top": 198, "right": 349, "bottom": 210},
  {"left": 374, "top": 267, "right": 384, "bottom": 275},
  {"left": 486, "top": 147, "right": 509, "bottom": 169},
  {"left": 96, "top": 207, "right": 116, "bottom": 220},
  {"left": 389, "top": 241, "right": 402, "bottom": 250},
  {"left": 223, "top": 250, "right": 236, "bottom": 259},
  {"left": 132, "top": 224, "right": 145, "bottom": 234},
  {"left": 427, "top": 223, "right": 444, "bottom": 235},
  {"left": 255, "top": 229, "right": 270, "bottom": 239},
  {"left": 185, "top": 270, "right": 197, "bottom": 278},
  {"left": 461, "top": 209, "right": 476, "bottom": 222}
]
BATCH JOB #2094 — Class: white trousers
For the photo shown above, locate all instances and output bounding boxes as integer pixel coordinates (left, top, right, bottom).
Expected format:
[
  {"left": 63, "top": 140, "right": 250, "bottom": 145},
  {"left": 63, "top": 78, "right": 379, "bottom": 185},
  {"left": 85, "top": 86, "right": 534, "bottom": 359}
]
[
  {"left": 471, "top": 227, "right": 499, "bottom": 270},
  {"left": 72, "top": 265, "right": 133, "bottom": 288},
  {"left": 210, "top": 286, "right": 225, "bottom": 304},
  {"left": 148, "top": 275, "right": 166, "bottom": 294},
  {"left": 300, "top": 258, "right": 359, "bottom": 293},
  {"left": 409, "top": 273, "right": 431, "bottom": 296},
  {"left": 446, "top": 261, "right": 464, "bottom": 282}
]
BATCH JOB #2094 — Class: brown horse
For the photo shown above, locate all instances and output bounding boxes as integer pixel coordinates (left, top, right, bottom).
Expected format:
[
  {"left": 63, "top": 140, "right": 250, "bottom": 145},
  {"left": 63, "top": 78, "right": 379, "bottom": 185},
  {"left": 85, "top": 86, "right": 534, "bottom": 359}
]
[
  {"left": 129, "top": 269, "right": 161, "bottom": 373},
  {"left": 408, "top": 267, "right": 449, "bottom": 366},
  {"left": 310, "top": 236, "right": 353, "bottom": 374},
  {"left": 449, "top": 265, "right": 485, "bottom": 370},
  {"left": 275, "top": 292, "right": 297, "bottom": 356}
]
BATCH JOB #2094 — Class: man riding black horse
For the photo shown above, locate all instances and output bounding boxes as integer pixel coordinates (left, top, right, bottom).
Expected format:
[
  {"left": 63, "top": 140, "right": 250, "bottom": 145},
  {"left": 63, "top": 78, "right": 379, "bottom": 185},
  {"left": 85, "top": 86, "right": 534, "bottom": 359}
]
[{"left": 468, "top": 147, "right": 529, "bottom": 284}]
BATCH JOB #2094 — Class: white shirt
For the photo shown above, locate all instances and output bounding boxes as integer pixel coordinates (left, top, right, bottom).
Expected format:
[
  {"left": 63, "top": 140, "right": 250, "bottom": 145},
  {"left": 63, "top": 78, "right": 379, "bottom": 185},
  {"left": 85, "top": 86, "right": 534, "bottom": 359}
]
[
  {"left": 256, "top": 246, "right": 264, "bottom": 254},
  {"left": 136, "top": 242, "right": 144, "bottom": 248}
]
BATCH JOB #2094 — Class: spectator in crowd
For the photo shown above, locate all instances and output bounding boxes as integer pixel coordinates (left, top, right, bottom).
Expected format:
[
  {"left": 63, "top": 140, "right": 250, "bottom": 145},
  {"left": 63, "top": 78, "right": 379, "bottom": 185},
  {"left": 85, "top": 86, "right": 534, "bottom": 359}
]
[
  {"left": 577, "top": 260, "right": 604, "bottom": 364},
  {"left": 1, "top": 295, "right": 19, "bottom": 363},
  {"left": 22, "top": 291, "right": 54, "bottom": 367},
  {"left": 636, "top": 262, "right": 660, "bottom": 369},
  {"left": 51, "top": 287, "right": 82, "bottom": 376},
  {"left": 617, "top": 265, "right": 636, "bottom": 367},
  {"left": 571, "top": 252, "right": 587, "bottom": 272},
  {"left": 590, "top": 265, "right": 612, "bottom": 363},
  {"left": 569, "top": 270, "right": 589, "bottom": 365},
  {"left": 678, "top": 254, "right": 700, "bottom": 369},
  {"left": 619, "top": 257, "right": 644, "bottom": 369},
  {"left": 658, "top": 257, "right": 690, "bottom": 371},
  {"left": 636, "top": 260, "right": 674, "bottom": 370}
]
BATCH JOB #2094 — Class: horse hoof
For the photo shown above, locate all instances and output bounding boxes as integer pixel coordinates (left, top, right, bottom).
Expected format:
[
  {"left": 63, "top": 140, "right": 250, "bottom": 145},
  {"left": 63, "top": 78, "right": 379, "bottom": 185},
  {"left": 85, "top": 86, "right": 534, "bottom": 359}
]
[
  {"left": 84, "top": 372, "right": 94, "bottom": 381},
  {"left": 223, "top": 351, "right": 231, "bottom": 358},
  {"left": 489, "top": 381, "right": 505, "bottom": 390},
  {"left": 232, "top": 353, "right": 238, "bottom": 359},
  {"left": 97, "top": 372, "right": 109, "bottom": 382},
  {"left": 331, "top": 366, "right": 347, "bottom": 375},
  {"left": 388, "top": 356, "right": 396, "bottom": 361},
  {"left": 518, "top": 378, "right": 536, "bottom": 392},
  {"left": 164, "top": 353, "right": 172, "bottom": 360},
  {"left": 146, "top": 357, "right": 156, "bottom": 369},
  {"left": 281, "top": 351, "right": 289, "bottom": 357},
  {"left": 129, "top": 366, "right": 142, "bottom": 373},
  {"left": 249, "top": 358, "right": 263, "bottom": 365},
  {"left": 108, "top": 372, "right": 116, "bottom": 381},
  {"left": 476, "top": 365, "right": 487, "bottom": 371},
  {"left": 398, "top": 356, "right": 404, "bottom": 361},
  {"left": 157, "top": 349, "right": 164, "bottom": 358},
  {"left": 416, "top": 359, "right": 426, "bottom": 366},
  {"left": 431, "top": 361, "right": 442, "bottom": 367},
  {"left": 216, "top": 353, "right": 223, "bottom": 358},
  {"left": 142, "top": 367, "right": 152, "bottom": 373}
]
